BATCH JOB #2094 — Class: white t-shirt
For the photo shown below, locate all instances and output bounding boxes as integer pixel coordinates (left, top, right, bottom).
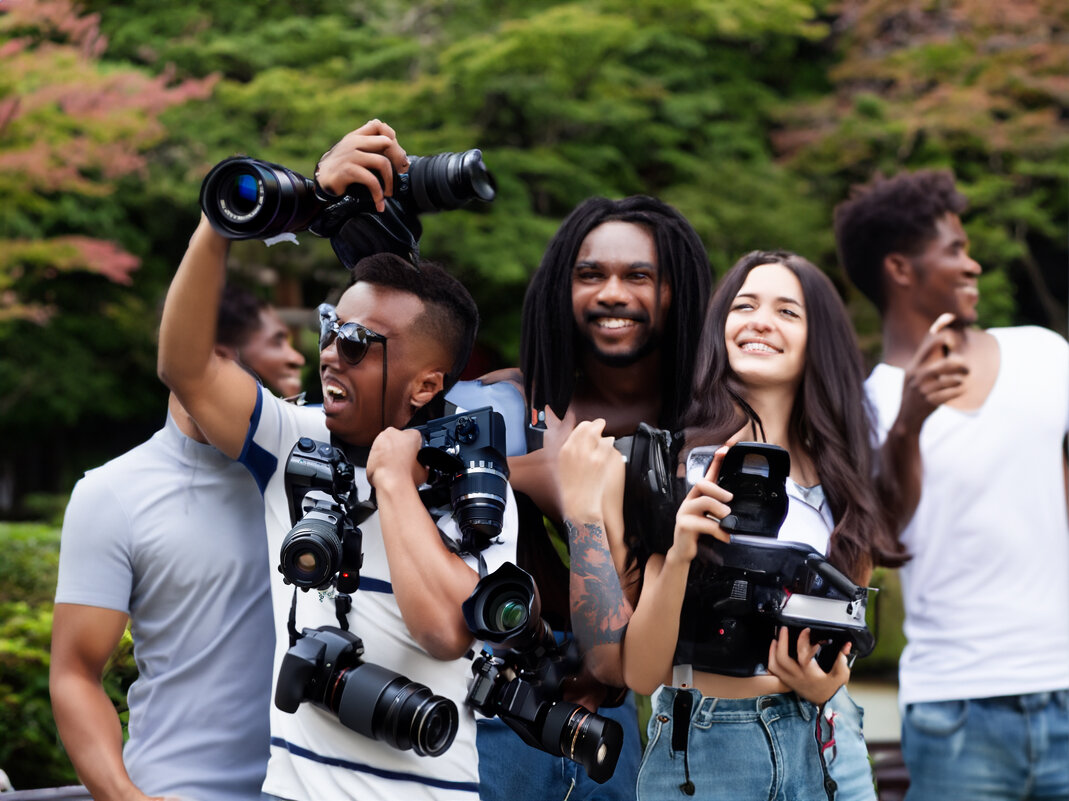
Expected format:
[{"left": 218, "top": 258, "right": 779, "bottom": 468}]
[
  {"left": 240, "top": 388, "right": 517, "bottom": 801},
  {"left": 55, "top": 412, "right": 274, "bottom": 801},
  {"left": 865, "top": 326, "right": 1069, "bottom": 706}
]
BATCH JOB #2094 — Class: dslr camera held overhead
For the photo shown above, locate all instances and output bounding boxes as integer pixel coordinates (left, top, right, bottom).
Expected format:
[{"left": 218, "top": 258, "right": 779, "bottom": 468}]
[{"left": 199, "top": 149, "right": 496, "bottom": 266}]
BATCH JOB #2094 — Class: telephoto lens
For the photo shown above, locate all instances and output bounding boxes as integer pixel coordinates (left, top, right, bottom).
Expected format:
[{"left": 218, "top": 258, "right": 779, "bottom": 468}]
[
  {"left": 406, "top": 149, "right": 496, "bottom": 212},
  {"left": 542, "top": 702, "right": 624, "bottom": 784},
  {"left": 333, "top": 662, "right": 459, "bottom": 757},
  {"left": 275, "top": 626, "right": 459, "bottom": 757},
  {"left": 200, "top": 157, "right": 324, "bottom": 240}
]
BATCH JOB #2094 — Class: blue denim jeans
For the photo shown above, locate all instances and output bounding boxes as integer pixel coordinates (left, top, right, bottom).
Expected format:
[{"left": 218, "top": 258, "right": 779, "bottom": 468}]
[
  {"left": 636, "top": 687, "right": 831, "bottom": 801},
  {"left": 823, "top": 686, "right": 877, "bottom": 801},
  {"left": 902, "top": 690, "right": 1069, "bottom": 801},
  {"left": 476, "top": 692, "right": 643, "bottom": 801}
]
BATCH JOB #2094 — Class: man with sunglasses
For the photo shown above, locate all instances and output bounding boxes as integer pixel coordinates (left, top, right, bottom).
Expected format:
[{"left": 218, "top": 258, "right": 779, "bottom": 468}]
[
  {"left": 51, "top": 284, "right": 305, "bottom": 801},
  {"left": 157, "top": 119, "right": 517, "bottom": 801}
]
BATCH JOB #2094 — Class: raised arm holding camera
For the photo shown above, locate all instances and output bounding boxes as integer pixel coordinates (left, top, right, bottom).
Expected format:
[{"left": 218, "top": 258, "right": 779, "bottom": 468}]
[
  {"left": 562, "top": 251, "right": 907, "bottom": 800},
  {"left": 157, "top": 119, "right": 516, "bottom": 801}
]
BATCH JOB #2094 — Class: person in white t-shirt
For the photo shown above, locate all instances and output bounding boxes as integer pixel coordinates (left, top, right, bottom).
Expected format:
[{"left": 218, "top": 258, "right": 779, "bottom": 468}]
[
  {"left": 834, "top": 168, "right": 1069, "bottom": 801},
  {"left": 157, "top": 120, "right": 517, "bottom": 801}
]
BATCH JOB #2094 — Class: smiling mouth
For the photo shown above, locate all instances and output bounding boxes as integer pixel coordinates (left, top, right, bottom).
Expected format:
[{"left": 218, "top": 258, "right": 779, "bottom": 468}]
[
  {"left": 593, "top": 318, "right": 638, "bottom": 330},
  {"left": 740, "top": 342, "right": 780, "bottom": 354}
]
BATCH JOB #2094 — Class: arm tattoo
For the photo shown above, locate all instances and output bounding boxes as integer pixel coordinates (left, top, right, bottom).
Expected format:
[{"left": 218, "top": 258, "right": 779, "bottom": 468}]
[{"left": 566, "top": 519, "right": 632, "bottom": 650}]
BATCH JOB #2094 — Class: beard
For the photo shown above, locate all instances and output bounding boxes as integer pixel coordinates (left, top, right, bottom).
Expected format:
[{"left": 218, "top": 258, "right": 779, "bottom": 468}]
[{"left": 578, "top": 324, "right": 662, "bottom": 368}]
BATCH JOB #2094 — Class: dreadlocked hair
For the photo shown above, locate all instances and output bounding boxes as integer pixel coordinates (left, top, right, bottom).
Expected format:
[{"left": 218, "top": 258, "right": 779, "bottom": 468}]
[
  {"left": 520, "top": 195, "right": 712, "bottom": 430},
  {"left": 680, "top": 250, "right": 908, "bottom": 583}
]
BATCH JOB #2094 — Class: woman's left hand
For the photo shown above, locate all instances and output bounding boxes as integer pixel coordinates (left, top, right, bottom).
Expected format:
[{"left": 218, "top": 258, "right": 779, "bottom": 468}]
[{"left": 767, "top": 627, "right": 851, "bottom": 706}]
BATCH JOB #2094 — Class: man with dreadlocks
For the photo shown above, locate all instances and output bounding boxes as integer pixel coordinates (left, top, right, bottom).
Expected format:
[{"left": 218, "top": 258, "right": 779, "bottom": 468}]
[{"left": 448, "top": 195, "right": 712, "bottom": 801}]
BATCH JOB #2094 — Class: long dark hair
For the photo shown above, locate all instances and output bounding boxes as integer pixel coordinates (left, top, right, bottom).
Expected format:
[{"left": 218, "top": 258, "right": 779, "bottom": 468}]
[
  {"left": 683, "top": 250, "right": 907, "bottom": 581},
  {"left": 520, "top": 195, "right": 712, "bottom": 430}
]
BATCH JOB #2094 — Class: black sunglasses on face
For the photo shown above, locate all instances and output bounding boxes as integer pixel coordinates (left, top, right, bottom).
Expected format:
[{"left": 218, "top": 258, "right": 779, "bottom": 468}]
[{"left": 317, "top": 304, "right": 387, "bottom": 365}]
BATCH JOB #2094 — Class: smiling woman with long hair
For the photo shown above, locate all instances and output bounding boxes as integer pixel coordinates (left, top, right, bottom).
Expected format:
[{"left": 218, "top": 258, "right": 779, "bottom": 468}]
[{"left": 559, "top": 250, "right": 906, "bottom": 800}]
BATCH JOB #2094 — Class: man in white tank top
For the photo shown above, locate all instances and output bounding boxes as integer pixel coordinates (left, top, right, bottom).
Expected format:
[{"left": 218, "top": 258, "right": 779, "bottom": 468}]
[{"left": 834, "top": 169, "right": 1069, "bottom": 801}]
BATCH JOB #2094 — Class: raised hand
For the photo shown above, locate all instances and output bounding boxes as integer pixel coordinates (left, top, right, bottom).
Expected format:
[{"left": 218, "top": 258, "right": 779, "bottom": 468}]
[{"left": 313, "top": 119, "right": 410, "bottom": 211}]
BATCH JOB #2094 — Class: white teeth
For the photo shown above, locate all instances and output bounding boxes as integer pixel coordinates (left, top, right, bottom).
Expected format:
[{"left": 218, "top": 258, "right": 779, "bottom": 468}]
[
  {"left": 325, "top": 385, "right": 347, "bottom": 399},
  {"left": 741, "top": 342, "right": 778, "bottom": 354},
  {"left": 595, "top": 318, "right": 634, "bottom": 329}
]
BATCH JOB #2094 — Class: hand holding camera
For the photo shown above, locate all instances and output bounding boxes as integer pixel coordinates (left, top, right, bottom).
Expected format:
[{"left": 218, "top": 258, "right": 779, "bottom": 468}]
[
  {"left": 669, "top": 446, "right": 733, "bottom": 564},
  {"left": 198, "top": 118, "right": 495, "bottom": 267},
  {"left": 313, "top": 119, "right": 410, "bottom": 211},
  {"left": 557, "top": 419, "right": 624, "bottom": 524},
  {"left": 366, "top": 427, "right": 428, "bottom": 493}
]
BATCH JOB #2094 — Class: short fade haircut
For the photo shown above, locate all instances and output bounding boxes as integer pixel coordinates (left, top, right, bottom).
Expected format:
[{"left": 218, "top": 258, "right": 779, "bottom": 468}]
[
  {"left": 217, "top": 283, "right": 268, "bottom": 348},
  {"left": 834, "top": 169, "right": 968, "bottom": 312},
  {"left": 520, "top": 195, "right": 712, "bottom": 429},
  {"left": 348, "top": 253, "right": 479, "bottom": 390}
]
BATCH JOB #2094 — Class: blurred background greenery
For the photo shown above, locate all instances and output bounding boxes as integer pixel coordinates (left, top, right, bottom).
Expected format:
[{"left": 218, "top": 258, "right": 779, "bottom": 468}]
[{"left": 1, "top": 0, "right": 1065, "bottom": 788}]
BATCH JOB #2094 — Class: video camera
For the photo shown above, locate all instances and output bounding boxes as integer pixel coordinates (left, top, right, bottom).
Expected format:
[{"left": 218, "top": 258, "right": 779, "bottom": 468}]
[
  {"left": 199, "top": 149, "right": 495, "bottom": 266},
  {"left": 462, "top": 562, "right": 624, "bottom": 784},
  {"left": 618, "top": 433, "right": 876, "bottom": 677},
  {"left": 275, "top": 437, "right": 458, "bottom": 756}
]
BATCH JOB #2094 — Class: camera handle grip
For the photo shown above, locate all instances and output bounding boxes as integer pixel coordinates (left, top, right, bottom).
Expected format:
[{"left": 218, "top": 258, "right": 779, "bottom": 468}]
[{"left": 274, "top": 636, "right": 325, "bottom": 713}]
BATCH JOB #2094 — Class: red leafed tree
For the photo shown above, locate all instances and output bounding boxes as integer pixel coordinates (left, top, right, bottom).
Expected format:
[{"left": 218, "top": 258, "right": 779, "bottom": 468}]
[{"left": 0, "top": 0, "right": 218, "bottom": 511}]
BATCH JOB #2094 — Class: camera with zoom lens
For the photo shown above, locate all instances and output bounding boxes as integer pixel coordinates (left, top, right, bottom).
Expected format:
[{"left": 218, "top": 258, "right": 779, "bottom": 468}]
[
  {"left": 276, "top": 438, "right": 459, "bottom": 756},
  {"left": 199, "top": 149, "right": 495, "bottom": 267},
  {"left": 461, "top": 562, "right": 624, "bottom": 784},
  {"left": 275, "top": 625, "right": 458, "bottom": 757},
  {"left": 411, "top": 406, "right": 509, "bottom": 555}
]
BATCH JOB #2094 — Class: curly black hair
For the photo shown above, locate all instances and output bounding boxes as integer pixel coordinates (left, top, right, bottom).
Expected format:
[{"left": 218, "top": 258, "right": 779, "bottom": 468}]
[{"left": 834, "top": 169, "right": 967, "bottom": 312}]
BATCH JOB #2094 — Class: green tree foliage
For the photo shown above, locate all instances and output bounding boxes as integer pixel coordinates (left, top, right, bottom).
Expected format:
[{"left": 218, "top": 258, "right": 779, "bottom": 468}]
[
  {"left": 777, "top": 0, "right": 1069, "bottom": 337},
  {"left": 79, "top": 0, "right": 840, "bottom": 365}
]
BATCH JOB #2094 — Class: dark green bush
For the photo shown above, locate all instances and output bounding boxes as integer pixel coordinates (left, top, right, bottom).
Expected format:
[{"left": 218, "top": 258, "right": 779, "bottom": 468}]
[{"left": 0, "top": 521, "right": 137, "bottom": 790}]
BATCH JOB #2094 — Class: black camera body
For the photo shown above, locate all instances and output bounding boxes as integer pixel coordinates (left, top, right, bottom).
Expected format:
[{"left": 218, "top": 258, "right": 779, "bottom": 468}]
[
  {"left": 199, "top": 150, "right": 495, "bottom": 267},
  {"left": 280, "top": 437, "right": 371, "bottom": 594},
  {"left": 275, "top": 625, "right": 459, "bottom": 757},
  {"left": 676, "top": 442, "right": 874, "bottom": 675},
  {"left": 616, "top": 436, "right": 876, "bottom": 676},
  {"left": 276, "top": 438, "right": 461, "bottom": 755},
  {"left": 461, "top": 562, "right": 624, "bottom": 784},
  {"left": 411, "top": 406, "right": 509, "bottom": 554}
]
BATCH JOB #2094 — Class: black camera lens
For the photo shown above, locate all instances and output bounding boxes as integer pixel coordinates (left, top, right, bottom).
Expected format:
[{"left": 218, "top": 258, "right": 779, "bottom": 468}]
[
  {"left": 279, "top": 509, "right": 344, "bottom": 589},
  {"left": 200, "top": 157, "right": 325, "bottom": 240},
  {"left": 542, "top": 702, "right": 624, "bottom": 785},
  {"left": 408, "top": 149, "right": 496, "bottom": 213},
  {"left": 450, "top": 466, "right": 508, "bottom": 545},
  {"left": 334, "top": 662, "right": 458, "bottom": 757}
]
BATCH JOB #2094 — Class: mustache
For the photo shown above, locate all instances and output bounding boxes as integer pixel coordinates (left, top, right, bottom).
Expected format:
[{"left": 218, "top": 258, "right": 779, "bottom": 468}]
[{"left": 583, "top": 309, "right": 650, "bottom": 324}]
